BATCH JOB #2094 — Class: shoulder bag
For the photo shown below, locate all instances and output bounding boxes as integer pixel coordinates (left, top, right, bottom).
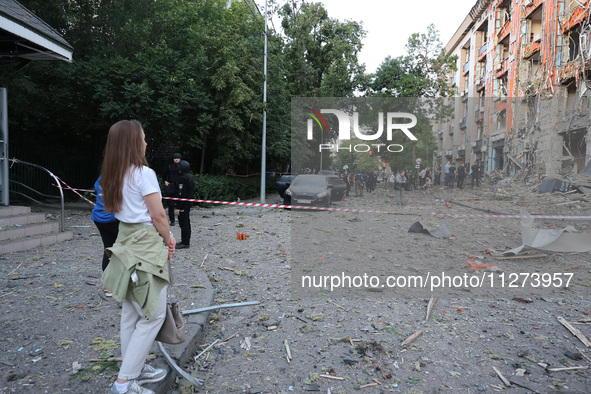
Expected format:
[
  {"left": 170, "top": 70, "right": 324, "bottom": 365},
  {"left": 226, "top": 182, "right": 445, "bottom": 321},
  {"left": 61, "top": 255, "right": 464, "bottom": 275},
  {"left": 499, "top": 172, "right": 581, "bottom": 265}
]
[
  {"left": 155, "top": 259, "right": 186, "bottom": 344},
  {"left": 156, "top": 302, "right": 186, "bottom": 344}
]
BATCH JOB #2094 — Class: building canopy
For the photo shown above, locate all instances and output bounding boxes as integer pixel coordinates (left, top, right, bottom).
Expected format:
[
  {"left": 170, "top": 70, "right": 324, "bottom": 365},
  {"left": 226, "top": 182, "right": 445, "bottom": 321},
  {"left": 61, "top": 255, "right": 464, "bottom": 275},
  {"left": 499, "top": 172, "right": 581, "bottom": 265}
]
[{"left": 0, "top": 0, "right": 73, "bottom": 66}]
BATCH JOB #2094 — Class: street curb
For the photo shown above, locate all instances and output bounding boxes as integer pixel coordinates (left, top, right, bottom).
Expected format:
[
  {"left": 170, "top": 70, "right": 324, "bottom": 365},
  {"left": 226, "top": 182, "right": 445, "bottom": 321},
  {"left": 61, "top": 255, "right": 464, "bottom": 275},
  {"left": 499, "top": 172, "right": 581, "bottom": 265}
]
[{"left": 150, "top": 269, "right": 214, "bottom": 393}]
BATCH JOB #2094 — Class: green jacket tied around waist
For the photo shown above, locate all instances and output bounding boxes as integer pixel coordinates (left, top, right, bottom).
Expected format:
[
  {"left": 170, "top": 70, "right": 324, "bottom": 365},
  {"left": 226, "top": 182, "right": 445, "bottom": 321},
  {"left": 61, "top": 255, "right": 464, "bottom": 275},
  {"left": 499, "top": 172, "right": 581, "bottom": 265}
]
[{"left": 101, "top": 222, "right": 170, "bottom": 320}]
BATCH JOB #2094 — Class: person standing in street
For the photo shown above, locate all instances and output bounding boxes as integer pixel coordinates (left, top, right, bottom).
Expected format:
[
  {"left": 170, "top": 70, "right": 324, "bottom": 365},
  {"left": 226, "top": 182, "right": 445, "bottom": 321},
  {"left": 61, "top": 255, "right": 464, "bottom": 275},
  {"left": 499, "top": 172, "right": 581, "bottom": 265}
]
[
  {"left": 457, "top": 163, "right": 466, "bottom": 189},
  {"left": 434, "top": 165, "right": 442, "bottom": 185},
  {"left": 162, "top": 153, "right": 182, "bottom": 226},
  {"left": 444, "top": 161, "right": 451, "bottom": 186},
  {"left": 91, "top": 175, "right": 119, "bottom": 297},
  {"left": 448, "top": 162, "right": 456, "bottom": 188},
  {"left": 395, "top": 170, "right": 407, "bottom": 206},
  {"left": 355, "top": 171, "right": 365, "bottom": 197},
  {"left": 419, "top": 167, "right": 426, "bottom": 188},
  {"left": 100, "top": 120, "right": 175, "bottom": 394},
  {"left": 471, "top": 162, "right": 480, "bottom": 187},
  {"left": 174, "top": 160, "right": 195, "bottom": 249}
]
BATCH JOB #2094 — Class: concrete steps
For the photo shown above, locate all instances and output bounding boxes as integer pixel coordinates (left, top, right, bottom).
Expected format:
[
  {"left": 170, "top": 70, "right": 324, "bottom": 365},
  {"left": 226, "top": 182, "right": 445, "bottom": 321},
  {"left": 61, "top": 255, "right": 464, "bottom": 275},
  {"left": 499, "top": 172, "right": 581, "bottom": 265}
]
[{"left": 0, "top": 206, "right": 73, "bottom": 254}]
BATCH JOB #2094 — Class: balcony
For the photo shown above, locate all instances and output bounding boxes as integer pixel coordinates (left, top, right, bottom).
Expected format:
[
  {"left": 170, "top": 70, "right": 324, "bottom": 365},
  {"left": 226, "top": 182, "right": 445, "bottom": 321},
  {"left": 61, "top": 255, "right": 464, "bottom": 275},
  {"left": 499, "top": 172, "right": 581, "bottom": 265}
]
[
  {"left": 459, "top": 116, "right": 467, "bottom": 129},
  {"left": 448, "top": 125, "right": 454, "bottom": 135},
  {"left": 524, "top": 0, "right": 544, "bottom": 18},
  {"left": 463, "top": 61, "right": 471, "bottom": 75},
  {"left": 476, "top": 77, "right": 485, "bottom": 92},
  {"left": 456, "top": 145, "right": 466, "bottom": 158},
  {"left": 461, "top": 90, "right": 469, "bottom": 102},
  {"left": 437, "top": 130, "right": 443, "bottom": 139},
  {"left": 561, "top": 1, "right": 590, "bottom": 34},
  {"left": 522, "top": 41, "right": 541, "bottom": 59},
  {"left": 475, "top": 140, "right": 483, "bottom": 151},
  {"left": 495, "top": 58, "right": 509, "bottom": 78},
  {"left": 478, "top": 43, "right": 487, "bottom": 61},
  {"left": 497, "top": 18, "right": 511, "bottom": 42},
  {"left": 558, "top": 58, "right": 583, "bottom": 84},
  {"left": 475, "top": 109, "right": 484, "bottom": 123},
  {"left": 445, "top": 150, "right": 453, "bottom": 157}
]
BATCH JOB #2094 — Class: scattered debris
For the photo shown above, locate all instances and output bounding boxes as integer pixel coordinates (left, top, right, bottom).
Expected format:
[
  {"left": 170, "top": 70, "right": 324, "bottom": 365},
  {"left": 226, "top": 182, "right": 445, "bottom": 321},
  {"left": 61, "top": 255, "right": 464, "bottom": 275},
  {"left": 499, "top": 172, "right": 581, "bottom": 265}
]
[
  {"left": 547, "top": 366, "right": 589, "bottom": 372},
  {"left": 557, "top": 317, "right": 591, "bottom": 347},
  {"left": 494, "top": 253, "right": 547, "bottom": 260},
  {"left": 240, "top": 337, "right": 252, "bottom": 351},
  {"left": 284, "top": 340, "right": 292, "bottom": 364},
  {"left": 425, "top": 297, "right": 437, "bottom": 323},
  {"left": 465, "top": 260, "right": 502, "bottom": 272},
  {"left": 509, "top": 376, "right": 545, "bottom": 392},
  {"left": 199, "top": 253, "right": 208, "bottom": 268},
  {"left": 401, "top": 330, "right": 423, "bottom": 347},
  {"left": 194, "top": 338, "right": 220, "bottom": 361},
  {"left": 538, "top": 179, "right": 582, "bottom": 194},
  {"left": 499, "top": 212, "right": 591, "bottom": 254},
  {"left": 319, "top": 374, "right": 344, "bottom": 381},
  {"left": 492, "top": 366, "right": 511, "bottom": 387},
  {"left": 408, "top": 221, "right": 452, "bottom": 239}
]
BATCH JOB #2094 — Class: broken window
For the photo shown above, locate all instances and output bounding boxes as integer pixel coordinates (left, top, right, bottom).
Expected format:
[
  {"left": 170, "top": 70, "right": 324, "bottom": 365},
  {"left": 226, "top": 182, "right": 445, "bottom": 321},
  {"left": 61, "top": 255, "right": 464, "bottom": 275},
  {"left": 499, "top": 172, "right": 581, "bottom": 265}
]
[
  {"left": 562, "top": 129, "right": 587, "bottom": 174},
  {"left": 568, "top": 29, "right": 581, "bottom": 61},
  {"left": 526, "top": 5, "right": 543, "bottom": 44}
]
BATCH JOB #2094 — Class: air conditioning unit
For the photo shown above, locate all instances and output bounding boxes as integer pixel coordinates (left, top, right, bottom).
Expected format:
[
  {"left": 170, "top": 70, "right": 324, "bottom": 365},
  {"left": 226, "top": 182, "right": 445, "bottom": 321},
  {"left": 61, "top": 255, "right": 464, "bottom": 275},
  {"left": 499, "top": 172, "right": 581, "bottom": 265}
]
[
  {"left": 460, "top": 91, "right": 465, "bottom": 97},
  {"left": 523, "top": 0, "right": 533, "bottom": 6},
  {"left": 533, "top": 33, "right": 542, "bottom": 43}
]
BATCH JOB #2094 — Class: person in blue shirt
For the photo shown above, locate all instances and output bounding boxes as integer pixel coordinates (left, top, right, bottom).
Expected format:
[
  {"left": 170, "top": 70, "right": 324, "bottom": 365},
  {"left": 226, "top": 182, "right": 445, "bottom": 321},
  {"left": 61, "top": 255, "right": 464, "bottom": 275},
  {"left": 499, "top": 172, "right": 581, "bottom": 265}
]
[{"left": 91, "top": 176, "right": 119, "bottom": 272}]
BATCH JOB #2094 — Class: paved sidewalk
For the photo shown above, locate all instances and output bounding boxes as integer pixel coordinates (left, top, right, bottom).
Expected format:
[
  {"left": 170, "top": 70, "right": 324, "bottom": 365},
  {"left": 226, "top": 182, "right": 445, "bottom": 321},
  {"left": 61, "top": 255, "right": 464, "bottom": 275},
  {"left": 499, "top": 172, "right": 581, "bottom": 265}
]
[{"left": 0, "top": 204, "right": 214, "bottom": 393}]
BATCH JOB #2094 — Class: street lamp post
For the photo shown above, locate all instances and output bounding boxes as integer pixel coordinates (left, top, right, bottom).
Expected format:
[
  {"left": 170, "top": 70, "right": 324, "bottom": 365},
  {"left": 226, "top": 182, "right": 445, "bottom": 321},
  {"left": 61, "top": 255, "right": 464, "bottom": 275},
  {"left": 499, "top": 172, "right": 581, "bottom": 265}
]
[{"left": 260, "top": 0, "right": 268, "bottom": 203}]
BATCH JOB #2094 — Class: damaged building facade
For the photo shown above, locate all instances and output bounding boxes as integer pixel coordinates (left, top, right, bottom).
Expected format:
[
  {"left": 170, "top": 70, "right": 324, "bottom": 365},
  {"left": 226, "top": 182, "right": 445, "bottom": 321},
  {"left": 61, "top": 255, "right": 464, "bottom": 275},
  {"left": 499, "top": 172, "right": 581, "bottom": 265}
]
[{"left": 433, "top": 0, "right": 591, "bottom": 177}]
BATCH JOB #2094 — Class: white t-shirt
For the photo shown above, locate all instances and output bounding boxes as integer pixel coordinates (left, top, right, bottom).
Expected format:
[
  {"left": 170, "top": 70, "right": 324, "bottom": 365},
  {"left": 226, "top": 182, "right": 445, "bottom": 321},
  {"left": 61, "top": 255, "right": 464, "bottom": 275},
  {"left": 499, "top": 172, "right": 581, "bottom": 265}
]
[{"left": 115, "top": 166, "right": 161, "bottom": 224}]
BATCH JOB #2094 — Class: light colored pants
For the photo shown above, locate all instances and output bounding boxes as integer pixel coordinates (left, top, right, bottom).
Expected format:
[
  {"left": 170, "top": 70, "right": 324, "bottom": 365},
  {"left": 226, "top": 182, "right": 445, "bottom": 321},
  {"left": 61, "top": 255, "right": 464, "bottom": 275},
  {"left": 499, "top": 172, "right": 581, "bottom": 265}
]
[
  {"left": 395, "top": 188, "right": 405, "bottom": 205},
  {"left": 118, "top": 286, "right": 167, "bottom": 380}
]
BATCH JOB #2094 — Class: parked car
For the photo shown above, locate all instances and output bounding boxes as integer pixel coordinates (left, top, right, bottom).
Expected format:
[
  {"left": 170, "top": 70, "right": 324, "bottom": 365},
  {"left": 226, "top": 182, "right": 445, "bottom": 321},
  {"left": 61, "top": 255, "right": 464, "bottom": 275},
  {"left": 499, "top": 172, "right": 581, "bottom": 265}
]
[
  {"left": 275, "top": 175, "right": 295, "bottom": 198},
  {"left": 284, "top": 174, "right": 332, "bottom": 207},
  {"left": 317, "top": 170, "right": 339, "bottom": 176},
  {"left": 326, "top": 175, "right": 346, "bottom": 201}
]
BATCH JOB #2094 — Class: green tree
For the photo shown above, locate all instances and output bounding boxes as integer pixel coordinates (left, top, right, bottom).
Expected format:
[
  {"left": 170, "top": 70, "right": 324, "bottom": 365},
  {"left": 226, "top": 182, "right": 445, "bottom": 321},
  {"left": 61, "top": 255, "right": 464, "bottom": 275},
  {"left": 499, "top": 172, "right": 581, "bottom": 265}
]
[
  {"left": 369, "top": 24, "right": 457, "bottom": 98},
  {"left": 332, "top": 137, "right": 382, "bottom": 173},
  {"left": 279, "top": 1, "right": 367, "bottom": 97},
  {"left": 2, "top": 0, "right": 294, "bottom": 177},
  {"left": 365, "top": 24, "right": 457, "bottom": 169}
]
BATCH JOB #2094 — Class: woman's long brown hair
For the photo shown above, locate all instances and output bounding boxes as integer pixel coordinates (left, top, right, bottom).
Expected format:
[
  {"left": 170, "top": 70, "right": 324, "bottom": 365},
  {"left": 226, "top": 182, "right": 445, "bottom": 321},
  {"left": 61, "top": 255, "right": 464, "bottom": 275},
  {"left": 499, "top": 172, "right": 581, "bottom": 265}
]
[{"left": 100, "top": 120, "right": 148, "bottom": 213}]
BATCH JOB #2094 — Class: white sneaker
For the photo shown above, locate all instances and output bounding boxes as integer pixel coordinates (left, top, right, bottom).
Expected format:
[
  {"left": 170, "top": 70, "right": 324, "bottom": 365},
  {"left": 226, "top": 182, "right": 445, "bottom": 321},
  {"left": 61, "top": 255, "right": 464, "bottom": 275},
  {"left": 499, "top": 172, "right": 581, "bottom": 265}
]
[
  {"left": 136, "top": 363, "right": 167, "bottom": 384},
  {"left": 110, "top": 380, "right": 155, "bottom": 394}
]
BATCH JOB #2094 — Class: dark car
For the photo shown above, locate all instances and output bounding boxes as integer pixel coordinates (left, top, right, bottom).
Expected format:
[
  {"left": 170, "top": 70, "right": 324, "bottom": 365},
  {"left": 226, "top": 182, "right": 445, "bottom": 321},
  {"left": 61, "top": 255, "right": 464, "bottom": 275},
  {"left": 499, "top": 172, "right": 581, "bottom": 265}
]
[
  {"left": 326, "top": 175, "right": 346, "bottom": 201},
  {"left": 284, "top": 174, "right": 332, "bottom": 207},
  {"left": 275, "top": 175, "right": 295, "bottom": 198}
]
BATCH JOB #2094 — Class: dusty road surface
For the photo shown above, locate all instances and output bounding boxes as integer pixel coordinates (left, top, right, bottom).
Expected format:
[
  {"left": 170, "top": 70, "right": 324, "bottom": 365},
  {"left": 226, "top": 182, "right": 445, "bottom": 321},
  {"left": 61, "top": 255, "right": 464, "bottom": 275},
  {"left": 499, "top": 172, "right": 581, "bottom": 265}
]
[{"left": 1, "top": 179, "right": 591, "bottom": 393}]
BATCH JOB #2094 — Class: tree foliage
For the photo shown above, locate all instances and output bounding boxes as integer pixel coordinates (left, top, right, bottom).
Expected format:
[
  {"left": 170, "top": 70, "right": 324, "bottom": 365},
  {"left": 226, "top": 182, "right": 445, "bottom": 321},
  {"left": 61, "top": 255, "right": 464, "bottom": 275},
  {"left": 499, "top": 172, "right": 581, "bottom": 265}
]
[
  {"left": 363, "top": 24, "right": 457, "bottom": 171},
  {"left": 279, "top": 0, "right": 368, "bottom": 97},
  {"left": 369, "top": 24, "right": 457, "bottom": 98},
  {"left": 0, "top": 1, "right": 452, "bottom": 185}
]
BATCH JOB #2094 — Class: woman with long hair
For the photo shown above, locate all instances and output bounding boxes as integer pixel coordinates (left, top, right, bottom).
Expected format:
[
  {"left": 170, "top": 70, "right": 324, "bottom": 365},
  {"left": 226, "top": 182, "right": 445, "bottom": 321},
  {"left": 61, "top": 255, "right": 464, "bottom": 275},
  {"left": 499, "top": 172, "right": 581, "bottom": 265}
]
[{"left": 100, "top": 120, "right": 176, "bottom": 394}]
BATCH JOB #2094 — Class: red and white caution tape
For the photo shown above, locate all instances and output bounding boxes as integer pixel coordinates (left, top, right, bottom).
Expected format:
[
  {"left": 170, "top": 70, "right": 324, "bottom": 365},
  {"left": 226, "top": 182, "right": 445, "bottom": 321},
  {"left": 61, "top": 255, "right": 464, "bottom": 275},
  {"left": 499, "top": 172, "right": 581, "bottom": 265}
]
[
  {"left": 162, "top": 197, "right": 416, "bottom": 215},
  {"left": 60, "top": 186, "right": 591, "bottom": 221},
  {"left": 54, "top": 179, "right": 96, "bottom": 206},
  {"left": 53, "top": 185, "right": 95, "bottom": 193}
]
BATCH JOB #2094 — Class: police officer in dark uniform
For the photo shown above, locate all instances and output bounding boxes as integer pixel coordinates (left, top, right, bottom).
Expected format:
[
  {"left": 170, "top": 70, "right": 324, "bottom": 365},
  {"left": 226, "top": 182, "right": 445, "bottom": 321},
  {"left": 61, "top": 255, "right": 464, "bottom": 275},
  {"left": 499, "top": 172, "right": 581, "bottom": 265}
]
[{"left": 163, "top": 153, "right": 182, "bottom": 225}]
